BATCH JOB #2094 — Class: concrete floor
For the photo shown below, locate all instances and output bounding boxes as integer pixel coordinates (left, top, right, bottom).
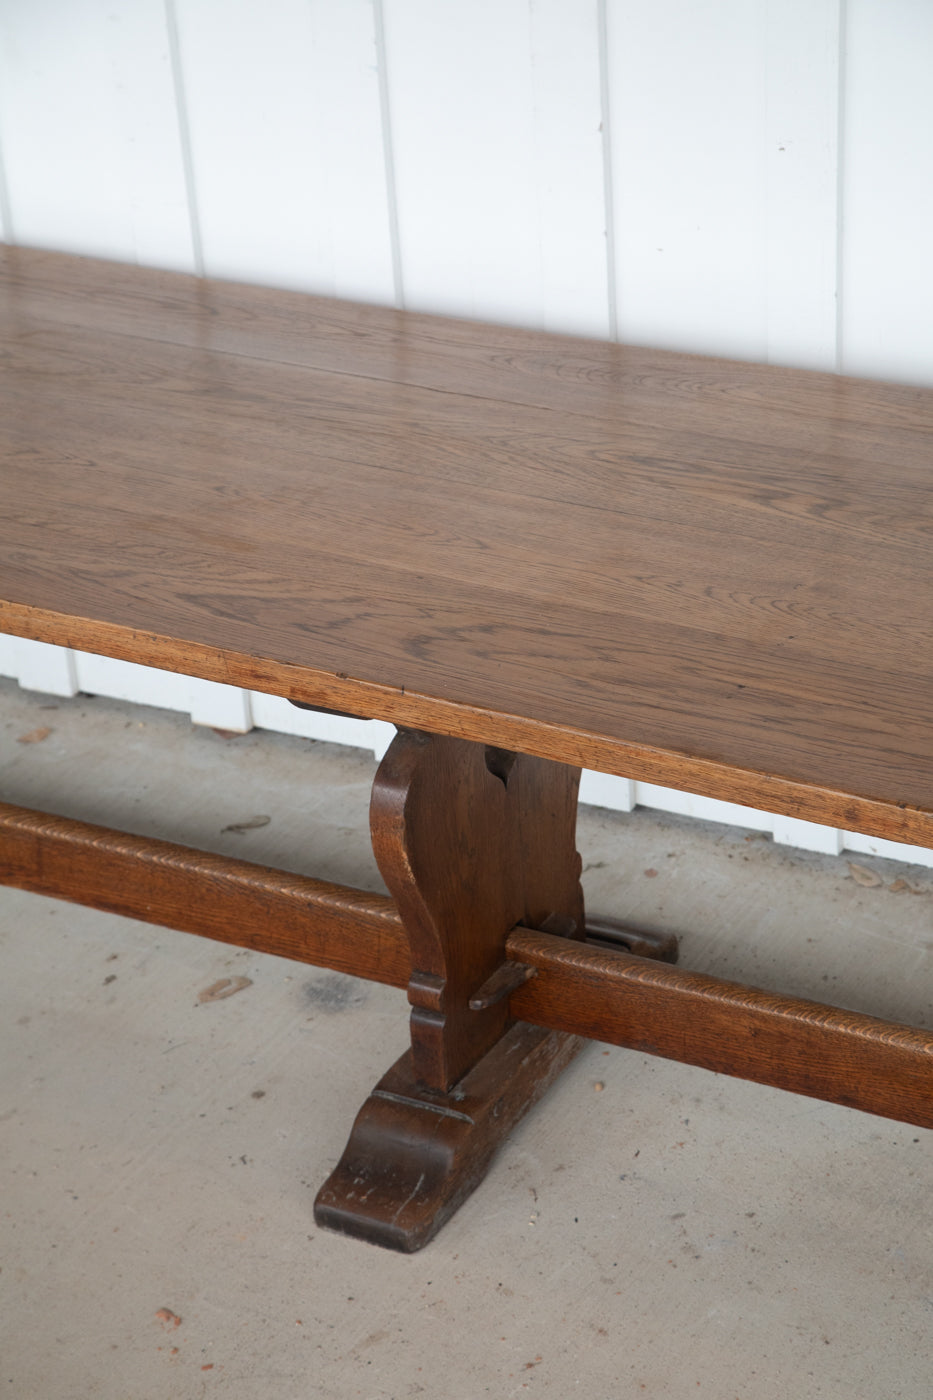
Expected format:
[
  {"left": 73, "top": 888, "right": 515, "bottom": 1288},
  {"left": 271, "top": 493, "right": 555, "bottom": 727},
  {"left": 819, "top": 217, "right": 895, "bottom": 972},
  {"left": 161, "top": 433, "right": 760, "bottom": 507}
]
[{"left": 1, "top": 678, "right": 932, "bottom": 1399}]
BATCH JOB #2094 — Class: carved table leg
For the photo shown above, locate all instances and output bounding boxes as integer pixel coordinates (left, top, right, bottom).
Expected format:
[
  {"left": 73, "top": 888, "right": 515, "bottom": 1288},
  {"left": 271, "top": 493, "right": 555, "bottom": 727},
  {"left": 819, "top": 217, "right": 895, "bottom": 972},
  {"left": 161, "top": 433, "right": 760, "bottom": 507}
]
[{"left": 314, "top": 730, "right": 586, "bottom": 1251}]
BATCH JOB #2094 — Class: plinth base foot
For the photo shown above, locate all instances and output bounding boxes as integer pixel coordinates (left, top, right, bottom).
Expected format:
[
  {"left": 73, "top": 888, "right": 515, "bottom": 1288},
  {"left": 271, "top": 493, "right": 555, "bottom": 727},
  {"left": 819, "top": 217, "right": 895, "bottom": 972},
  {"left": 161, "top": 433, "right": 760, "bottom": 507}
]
[{"left": 314, "top": 1022, "right": 583, "bottom": 1252}]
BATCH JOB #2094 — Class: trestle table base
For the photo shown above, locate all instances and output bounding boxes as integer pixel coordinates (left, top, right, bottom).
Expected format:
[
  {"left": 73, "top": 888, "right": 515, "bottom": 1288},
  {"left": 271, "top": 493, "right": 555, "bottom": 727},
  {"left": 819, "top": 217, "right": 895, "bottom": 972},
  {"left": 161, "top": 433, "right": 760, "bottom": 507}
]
[{"left": 2, "top": 728, "right": 931, "bottom": 1250}]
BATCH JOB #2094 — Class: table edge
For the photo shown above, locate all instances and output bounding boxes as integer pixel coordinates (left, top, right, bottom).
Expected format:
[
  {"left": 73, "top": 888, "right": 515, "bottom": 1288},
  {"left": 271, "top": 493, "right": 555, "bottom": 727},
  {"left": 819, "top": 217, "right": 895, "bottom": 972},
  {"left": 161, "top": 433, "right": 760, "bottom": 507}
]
[{"left": 2, "top": 600, "right": 930, "bottom": 853}]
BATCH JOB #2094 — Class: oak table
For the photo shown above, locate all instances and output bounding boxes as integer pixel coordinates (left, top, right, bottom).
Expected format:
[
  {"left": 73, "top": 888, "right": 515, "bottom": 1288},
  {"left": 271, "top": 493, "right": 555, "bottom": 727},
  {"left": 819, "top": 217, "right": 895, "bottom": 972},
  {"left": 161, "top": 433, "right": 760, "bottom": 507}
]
[{"left": 1, "top": 247, "right": 931, "bottom": 1251}]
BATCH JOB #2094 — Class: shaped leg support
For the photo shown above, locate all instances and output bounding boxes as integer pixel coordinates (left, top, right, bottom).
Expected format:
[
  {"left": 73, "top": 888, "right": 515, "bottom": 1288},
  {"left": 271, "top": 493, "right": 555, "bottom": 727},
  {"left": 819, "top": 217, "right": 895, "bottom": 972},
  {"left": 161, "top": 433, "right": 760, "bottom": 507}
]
[{"left": 314, "top": 730, "right": 585, "bottom": 1251}]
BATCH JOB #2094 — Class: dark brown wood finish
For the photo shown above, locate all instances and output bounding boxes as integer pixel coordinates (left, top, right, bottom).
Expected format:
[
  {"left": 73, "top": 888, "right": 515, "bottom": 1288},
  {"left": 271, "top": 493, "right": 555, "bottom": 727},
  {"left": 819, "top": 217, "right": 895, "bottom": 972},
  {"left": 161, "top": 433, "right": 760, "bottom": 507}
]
[
  {"left": 370, "top": 730, "right": 584, "bottom": 1090},
  {"left": 314, "top": 1023, "right": 584, "bottom": 1253},
  {"left": 314, "top": 729, "right": 586, "bottom": 1245},
  {"left": 0, "top": 800, "right": 410, "bottom": 985},
  {"left": 3, "top": 797, "right": 931, "bottom": 1131},
  {"left": 3, "top": 247, "right": 933, "bottom": 1251},
  {"left": 507, "top": 929, "right": 933, "bottom": 1130},
  {"left": 2, "top": 247, "right": 933, "bottom": 845}
]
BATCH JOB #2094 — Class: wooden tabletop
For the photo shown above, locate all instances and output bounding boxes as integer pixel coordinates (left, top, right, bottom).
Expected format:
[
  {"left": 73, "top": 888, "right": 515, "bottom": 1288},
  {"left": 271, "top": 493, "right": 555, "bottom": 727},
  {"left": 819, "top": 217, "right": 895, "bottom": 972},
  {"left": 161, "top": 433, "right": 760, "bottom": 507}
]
[{"left": 1, "top": 247, "right": 931, "bottom": 846}]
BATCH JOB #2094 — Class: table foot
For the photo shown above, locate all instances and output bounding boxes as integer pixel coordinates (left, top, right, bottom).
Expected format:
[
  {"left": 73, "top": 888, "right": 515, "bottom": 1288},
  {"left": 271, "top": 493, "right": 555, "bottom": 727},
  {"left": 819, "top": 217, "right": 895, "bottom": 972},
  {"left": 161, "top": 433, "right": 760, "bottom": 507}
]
[
  {"left": 314, "top": 1021, "right": 583, "bottom": 1252},
  {"left": 314, "top": 726, "right": 585, "bottom": 1248}
]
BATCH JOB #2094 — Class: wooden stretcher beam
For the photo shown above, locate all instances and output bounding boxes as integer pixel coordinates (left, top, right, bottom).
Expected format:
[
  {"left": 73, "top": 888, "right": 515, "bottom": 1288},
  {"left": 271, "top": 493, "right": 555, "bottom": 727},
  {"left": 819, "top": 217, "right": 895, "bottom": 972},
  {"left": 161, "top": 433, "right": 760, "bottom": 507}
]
[
  {"left": 3, "top": 798, "right": 931, "bottom": 1131},
  {"left": 0, "top": 800, "right": 410, "bottom": 988},
  {"left": 507, "top": 928, "right": 933, "bottom": 1130}
]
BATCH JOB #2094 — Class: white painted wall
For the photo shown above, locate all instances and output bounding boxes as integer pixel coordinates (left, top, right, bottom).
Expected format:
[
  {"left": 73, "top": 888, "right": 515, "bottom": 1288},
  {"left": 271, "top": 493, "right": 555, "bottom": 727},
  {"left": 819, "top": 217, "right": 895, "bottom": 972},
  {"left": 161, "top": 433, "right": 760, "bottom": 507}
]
[{"left": 1, "top": 0, "right": 931, "bottom": 866}]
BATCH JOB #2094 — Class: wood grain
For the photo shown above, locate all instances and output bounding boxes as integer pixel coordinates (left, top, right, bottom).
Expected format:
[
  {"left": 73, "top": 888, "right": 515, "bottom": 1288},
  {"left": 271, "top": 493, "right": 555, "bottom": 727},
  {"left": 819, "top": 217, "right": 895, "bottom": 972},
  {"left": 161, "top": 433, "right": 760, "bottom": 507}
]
[
  {"left": 370, "top": 730, "right": 583, "bottom": 1090},
  {"left": 314, "top": 1023, "right": 584, "bottom": 1252},
  {"left": 2, "top": 247, "right": 932, "bottom": 845},
  {"left": 507, "top": 929, "right": 933, "bottom": 1129},
  {"left": 0, "top": 800, "right": 410, "bottom": 986},
  {"left": 3, "top": 796, "right": 930, "bottom": 1128}
]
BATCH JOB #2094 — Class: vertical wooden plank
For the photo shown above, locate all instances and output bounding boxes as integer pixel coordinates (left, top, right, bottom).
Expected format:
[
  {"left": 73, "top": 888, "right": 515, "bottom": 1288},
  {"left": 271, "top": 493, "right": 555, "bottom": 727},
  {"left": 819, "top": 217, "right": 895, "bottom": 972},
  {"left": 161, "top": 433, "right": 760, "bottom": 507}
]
[
  {"left": 382, "top": 0, "right": 609, "bottom": 334},
  {"left": 72, "top": 654, "right": 191, "bottom": 714},
  {"left": 247, "top": 694, "right": 394, "bottom": 761},
  {"left": 632, "top": 783, "right": 774, "bottom": 833},
  {"left": 579, "top": 772, "right": 635, "bottom": 813},
  {"left": 15, "top": 642, "right": 79, "bottom": 699},
  {"left": 772, "top": 815, "right": 844, "bottom": 856},
  {"left": 171, "top": 0, "right": 394, "bottom": 301},
  {"left": 524, "top": 0, "right": 611, "bottom": 335},
  {"left": 0, "top": 638, "right": 18, "bottom": 684},
  {"left": 0, "top": 117, "right": 11, "bottom": 244},
  {"left": 0, "top": 633, "right": 80, "bottom": 698},
  {"left": 0, "top": 0, "right": 194, "bottom": 267},
  {"left": 606, "top": 0, "right": 840, "bottom": 366},
  {"left": 186, "top": 681, "right": 253, "bottom": 734},
  {"left": 0, "top": 640, "right": 79, "bottom": 698},
  {"left": 843, "top": 832, "right": 933, "bottom": 871},
  {"left": 840, "top": 0, "right": 933, "bottom": 384},
  {"left": 763, "top": 0, "right": 840, "bottom": 370},
  {"left": 606, "top": 0, "right": 769, "bottom": 359}
]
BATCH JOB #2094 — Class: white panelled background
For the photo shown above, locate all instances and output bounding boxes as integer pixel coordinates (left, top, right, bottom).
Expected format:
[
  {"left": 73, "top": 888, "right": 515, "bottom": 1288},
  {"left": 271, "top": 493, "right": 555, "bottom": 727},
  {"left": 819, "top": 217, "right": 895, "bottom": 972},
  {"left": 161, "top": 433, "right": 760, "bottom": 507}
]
[{"left": 0, "top": 0, "right": 931, "bottom": 867}]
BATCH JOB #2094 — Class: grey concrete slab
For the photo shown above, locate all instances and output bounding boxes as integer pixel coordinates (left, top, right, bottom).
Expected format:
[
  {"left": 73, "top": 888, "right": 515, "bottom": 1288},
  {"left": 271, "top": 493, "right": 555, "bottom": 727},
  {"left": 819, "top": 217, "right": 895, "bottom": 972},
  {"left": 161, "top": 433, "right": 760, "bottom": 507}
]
[{"left": 1, "top": 680, "right": 931, "bottom": 1398}]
